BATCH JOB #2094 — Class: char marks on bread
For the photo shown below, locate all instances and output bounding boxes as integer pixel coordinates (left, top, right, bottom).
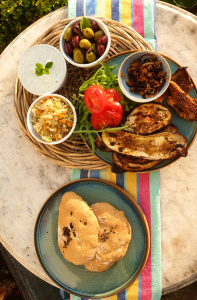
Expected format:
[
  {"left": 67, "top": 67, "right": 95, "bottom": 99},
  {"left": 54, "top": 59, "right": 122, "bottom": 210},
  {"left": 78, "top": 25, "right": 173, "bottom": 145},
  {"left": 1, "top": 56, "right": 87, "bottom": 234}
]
[
  {"left": 85, "top": 202, "right": 131, "bottom": 272},
  {"left": 58, "top": 192, "right": 132, "bottom": 271},
  {"left": 58, "top": 192, "right": 99, "bottom": 265}
]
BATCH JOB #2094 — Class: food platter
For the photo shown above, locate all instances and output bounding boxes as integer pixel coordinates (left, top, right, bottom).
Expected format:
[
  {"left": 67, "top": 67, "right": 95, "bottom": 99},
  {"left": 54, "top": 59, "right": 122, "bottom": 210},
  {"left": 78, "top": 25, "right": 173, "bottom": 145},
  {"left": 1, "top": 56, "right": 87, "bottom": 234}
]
[
  {"left": 14, "top": 18, "right": 197, "bottom": 172},
  {"left": 34, "top": 178, "right": 150, "bottom": 298},
  {"left": 14, "top": 17, "right": 153, "bottom": 170},
  {"left": 86, "top": 51, "right": 197, "bottom": 172}
]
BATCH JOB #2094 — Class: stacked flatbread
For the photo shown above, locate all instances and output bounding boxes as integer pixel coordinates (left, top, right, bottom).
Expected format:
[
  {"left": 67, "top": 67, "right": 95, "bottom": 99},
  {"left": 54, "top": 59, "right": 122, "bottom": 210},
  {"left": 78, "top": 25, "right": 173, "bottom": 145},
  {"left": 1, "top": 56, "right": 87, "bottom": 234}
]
[{"left": 58, "top": 192, "right": 132, "bottom": 272}]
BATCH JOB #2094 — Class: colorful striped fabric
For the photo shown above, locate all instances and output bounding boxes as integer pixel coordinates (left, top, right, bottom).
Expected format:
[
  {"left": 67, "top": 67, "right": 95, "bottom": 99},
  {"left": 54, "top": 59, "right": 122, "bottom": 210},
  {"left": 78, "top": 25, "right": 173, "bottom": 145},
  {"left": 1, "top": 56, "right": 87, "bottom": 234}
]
[
  {"left": 70, "top": 169, "right": 161, "bottom": 300},
  {"left": 60, "top": 1, "right": 162, "bottom": 299},
  {"left": 68, "top": 0, "right": 156, "bottom": 50}
]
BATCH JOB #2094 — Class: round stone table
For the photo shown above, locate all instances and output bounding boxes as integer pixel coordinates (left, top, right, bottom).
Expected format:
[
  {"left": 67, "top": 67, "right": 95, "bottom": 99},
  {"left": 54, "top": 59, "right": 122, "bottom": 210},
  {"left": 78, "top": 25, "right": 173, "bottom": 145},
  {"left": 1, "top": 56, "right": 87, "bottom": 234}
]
[{"left": 0, "top": 1, "right": 197, "bottom": 295}]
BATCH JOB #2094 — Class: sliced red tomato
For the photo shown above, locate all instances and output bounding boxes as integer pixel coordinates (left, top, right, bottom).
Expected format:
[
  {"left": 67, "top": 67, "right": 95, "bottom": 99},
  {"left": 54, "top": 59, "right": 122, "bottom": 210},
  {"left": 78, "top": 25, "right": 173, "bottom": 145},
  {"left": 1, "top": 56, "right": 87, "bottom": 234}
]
[
  {"left": 108, "top": 101, "right": 123, "bottom": 115},
  {"left": 84, "top": 85, "right": 109, "bottom": 114},
  {"left": 91, "top": 110, "right": 122, "bottom": 130},
  {"left": 105, "top": 89, "right": 122, "bottom": 102}
]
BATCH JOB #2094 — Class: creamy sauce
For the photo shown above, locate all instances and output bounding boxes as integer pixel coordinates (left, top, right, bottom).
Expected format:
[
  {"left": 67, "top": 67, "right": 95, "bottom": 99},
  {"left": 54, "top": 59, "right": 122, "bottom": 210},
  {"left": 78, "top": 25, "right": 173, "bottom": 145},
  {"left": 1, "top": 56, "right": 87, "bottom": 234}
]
[{"left": 18, "top": 44, "right": 67, "bottom": 95}]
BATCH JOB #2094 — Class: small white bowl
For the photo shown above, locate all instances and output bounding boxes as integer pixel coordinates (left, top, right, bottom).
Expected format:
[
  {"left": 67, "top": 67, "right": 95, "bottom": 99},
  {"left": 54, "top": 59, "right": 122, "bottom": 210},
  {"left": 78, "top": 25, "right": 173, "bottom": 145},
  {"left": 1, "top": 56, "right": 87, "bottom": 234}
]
[
  {"left": 27, "top": 94, "right": 77, "bottom": 145},
  {"left": 60, "top": 16, "right": 111, "bottom": 69},
  {"left": 118, "top": 51, "right": 171, "bottom": 103},
  {"left": 18, "top": 44, "right": 67, "bottom": 96}
]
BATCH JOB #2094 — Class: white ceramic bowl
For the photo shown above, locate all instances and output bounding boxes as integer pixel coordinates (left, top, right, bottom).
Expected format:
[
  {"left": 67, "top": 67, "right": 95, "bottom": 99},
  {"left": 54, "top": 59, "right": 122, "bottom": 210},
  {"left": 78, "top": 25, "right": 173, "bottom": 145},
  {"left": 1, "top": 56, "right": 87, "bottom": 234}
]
[
  {"left": 27, "top": 94, "right": 77, "bottom": 145},
  {"left": 118, "top": 50, "right": 171, "bottom": 103},
  {"left": 60, "top": 16, "right": 111, "bottom": 68},
  {"left": 18, "top": 44, "right": 67, "bottom": 95}
]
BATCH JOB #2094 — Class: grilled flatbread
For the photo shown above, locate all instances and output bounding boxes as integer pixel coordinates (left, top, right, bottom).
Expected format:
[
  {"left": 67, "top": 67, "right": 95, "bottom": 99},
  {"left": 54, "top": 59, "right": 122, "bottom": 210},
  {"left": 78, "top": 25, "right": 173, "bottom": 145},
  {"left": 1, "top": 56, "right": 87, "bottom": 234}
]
[
  {"left": 58, "top": 192, "right": 99, "bottom": 265},
  {"left": 85, "top": 202, "right": 131, "bottom": 272}
]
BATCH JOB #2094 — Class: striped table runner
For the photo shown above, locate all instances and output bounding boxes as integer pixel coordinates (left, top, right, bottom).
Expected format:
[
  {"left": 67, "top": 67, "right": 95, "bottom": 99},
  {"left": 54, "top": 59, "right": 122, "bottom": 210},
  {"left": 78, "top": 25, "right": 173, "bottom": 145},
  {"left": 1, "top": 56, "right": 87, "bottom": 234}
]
[
  {"left": 68, "top": 0, "right": 156, "bottom": 50},
  {"left": 60, "top": 1, "right": 161, "bottom": 299}
]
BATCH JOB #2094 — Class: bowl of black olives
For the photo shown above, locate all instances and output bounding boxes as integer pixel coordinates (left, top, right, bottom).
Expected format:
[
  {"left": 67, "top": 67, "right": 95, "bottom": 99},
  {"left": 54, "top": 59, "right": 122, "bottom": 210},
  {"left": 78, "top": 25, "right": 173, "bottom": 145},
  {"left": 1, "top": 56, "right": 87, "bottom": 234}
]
[{"left": 60, "top": 16, "right": 111, "bottom": 68}]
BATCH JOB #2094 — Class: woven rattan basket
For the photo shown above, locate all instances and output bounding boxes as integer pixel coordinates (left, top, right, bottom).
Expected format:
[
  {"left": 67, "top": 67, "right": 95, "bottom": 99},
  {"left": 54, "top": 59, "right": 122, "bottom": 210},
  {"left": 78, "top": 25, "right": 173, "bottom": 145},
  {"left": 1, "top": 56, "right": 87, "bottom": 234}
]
[{"left": 14, "top": 17, "right": 153, "bottom": 170}]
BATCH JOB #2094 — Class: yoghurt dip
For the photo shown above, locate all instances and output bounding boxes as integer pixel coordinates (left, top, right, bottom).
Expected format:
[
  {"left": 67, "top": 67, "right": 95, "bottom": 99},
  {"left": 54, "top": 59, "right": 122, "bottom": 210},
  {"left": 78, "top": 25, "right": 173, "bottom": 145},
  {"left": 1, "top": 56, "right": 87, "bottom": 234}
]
[{"left": 18, "top": 44, "right": 67, "bottom": 95}]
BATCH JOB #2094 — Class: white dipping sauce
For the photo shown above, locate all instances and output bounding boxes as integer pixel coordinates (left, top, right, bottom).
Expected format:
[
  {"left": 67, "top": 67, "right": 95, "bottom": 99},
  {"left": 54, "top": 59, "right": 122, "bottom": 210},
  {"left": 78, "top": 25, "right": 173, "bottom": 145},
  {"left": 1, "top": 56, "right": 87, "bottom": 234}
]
[{"left": 18, "top": 44, "right": 67, "bottom": 95}]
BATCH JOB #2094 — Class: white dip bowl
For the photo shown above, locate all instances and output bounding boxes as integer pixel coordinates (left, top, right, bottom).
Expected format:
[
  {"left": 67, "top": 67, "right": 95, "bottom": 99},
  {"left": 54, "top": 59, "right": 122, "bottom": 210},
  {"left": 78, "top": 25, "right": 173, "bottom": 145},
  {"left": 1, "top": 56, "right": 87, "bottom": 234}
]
[{"left": 18, "top": 44, "right": 67, "bottom": 95}]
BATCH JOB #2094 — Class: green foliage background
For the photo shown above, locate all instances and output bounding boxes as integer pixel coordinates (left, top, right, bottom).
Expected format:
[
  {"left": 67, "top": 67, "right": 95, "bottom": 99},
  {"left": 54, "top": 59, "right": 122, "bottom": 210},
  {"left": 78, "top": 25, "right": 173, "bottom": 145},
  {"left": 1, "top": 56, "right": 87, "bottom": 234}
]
[
  {"left": 161, "top": 0, "right": 197, "bottom": 8},
  {"left": 0, "top": 0, "right": 68, "bottom": 53},
  {"left": 0, "top": 0, "right": 197, "bottom": 54}
]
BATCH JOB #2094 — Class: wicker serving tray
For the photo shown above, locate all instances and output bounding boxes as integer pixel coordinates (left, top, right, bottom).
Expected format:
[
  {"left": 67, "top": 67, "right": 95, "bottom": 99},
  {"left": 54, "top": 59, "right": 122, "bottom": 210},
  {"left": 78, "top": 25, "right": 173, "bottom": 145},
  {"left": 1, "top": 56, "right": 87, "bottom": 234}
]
[{"left": 14, "top": 17, "right": 153, "bottom": 170}]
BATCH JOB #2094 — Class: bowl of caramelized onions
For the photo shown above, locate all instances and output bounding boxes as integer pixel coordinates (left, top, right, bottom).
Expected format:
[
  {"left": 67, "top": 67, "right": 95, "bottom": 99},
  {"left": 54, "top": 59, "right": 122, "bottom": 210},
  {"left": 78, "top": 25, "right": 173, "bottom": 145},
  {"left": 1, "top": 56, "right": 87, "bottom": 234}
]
[{"left": 118, "top": 50, "right": 171, "bottom": 103}]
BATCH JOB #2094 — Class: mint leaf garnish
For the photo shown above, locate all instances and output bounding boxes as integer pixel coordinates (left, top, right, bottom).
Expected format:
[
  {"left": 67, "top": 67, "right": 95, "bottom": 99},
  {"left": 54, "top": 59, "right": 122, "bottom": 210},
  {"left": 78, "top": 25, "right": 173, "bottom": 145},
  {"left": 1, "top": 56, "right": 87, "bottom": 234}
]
[
  {"left": 36, "top": 63, "right": 43, "bottom": 70},
  {"left": 35, "top": 61, "right": 53, "bottom": 76},
  {"left": 35, "top": 69, "right": 43, "bottom": 76},
  {"left": 43, "top": 68, "right": 49, "bottom": 75},
  {"left": 45, "top": 62, "right": 53, "bottom": 69},
  {"left": 80, "top": 16, "right": 92, "bottom": 31}
]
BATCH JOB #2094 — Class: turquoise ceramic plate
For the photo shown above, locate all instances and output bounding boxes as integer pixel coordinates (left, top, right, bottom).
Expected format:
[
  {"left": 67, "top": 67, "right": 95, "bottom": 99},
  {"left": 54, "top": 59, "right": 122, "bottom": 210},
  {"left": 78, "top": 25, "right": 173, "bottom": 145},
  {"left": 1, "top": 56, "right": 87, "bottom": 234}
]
[
  {"left": 87, "top": 51, "right": 197, "bottom": 172},
  {"left": 35, "top": 178, "right": 150, "bottom": 298}
]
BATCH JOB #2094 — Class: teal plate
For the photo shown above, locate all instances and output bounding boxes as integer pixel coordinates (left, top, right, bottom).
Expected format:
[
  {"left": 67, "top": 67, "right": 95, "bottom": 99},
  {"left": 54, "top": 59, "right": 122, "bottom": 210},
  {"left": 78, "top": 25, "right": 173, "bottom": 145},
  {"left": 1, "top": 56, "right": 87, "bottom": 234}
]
[
  {"left": 87, "top": 51, "right": 197, "bottom": 172},
  {"left": 35, "top": 178, "right": 150, "bottom": 298}
]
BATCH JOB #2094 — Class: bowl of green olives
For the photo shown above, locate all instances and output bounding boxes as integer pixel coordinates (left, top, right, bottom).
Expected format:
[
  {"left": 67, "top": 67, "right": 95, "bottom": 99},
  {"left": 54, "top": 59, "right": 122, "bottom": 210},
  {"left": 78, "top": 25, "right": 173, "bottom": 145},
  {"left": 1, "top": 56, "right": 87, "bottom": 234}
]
[{"left": 60, "top": 16, "right": 111, "bottom": 68}]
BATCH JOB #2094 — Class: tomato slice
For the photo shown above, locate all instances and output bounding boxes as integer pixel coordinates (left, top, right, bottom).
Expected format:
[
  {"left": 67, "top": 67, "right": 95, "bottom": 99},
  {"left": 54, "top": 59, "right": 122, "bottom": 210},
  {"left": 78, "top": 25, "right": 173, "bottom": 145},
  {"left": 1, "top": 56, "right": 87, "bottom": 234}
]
[
  {"left": 105, "top": 89, "right": 122, "bottom": 102},
  {"left": 84, "top": 85, "right": 109, "bottom": 114},
  {"left": 91, "top": 110, "right": 122, "bottom": 130},
  {"left": 108, "top": 101, "right": 123, "bottom": 115}
]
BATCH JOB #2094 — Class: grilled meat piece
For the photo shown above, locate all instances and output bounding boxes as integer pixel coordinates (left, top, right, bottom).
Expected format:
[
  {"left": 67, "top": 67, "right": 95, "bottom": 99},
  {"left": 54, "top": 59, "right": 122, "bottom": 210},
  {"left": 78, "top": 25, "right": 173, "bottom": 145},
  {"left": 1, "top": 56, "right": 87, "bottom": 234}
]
[
  {"left": 112, "top": 152, "right": 161, "bottom": 172},
  {"left": 124, "top": 103, "right": 171, "bottom": 134},
  {"left": 154, "top": 67, "right": 193, "bottom": 103},
  {"left": 154, "top": 91, "right": 168, "bottom": 103},
  {"left": 171, "top": 67, "right": 193, "bottom": 93},
  {"left": 101, "top": 130, "right": 188, "bottom": 160},
  {"left": 168, "top": 81, "right": 197, "bottom": 121}
]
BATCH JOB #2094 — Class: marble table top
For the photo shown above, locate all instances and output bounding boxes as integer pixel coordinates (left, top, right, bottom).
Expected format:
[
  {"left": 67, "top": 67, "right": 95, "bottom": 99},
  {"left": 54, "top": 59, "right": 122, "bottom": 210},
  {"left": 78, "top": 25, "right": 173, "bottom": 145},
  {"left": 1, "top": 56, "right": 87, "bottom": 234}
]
[{"left": 0, "top": 1, "right": 197, "bottom": 295}]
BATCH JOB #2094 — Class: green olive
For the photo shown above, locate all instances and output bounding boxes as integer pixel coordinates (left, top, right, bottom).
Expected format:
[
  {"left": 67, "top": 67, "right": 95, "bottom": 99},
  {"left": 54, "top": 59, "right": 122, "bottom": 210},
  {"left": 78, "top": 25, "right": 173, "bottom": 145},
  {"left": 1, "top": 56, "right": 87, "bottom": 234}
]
[
  {"left": 91, "top": 43, "right": 97, "bottom": 54},
  {"left": 94, "top": 30, "right": 104, "bottom": 41},
  {"left": 82, "top": 27, "right": 94, "bottom": 39},
  {"left": 73, "top": 47, "right": 79, "bottom": 54},
  {"left": 86, "top": 51, "right": 97, "bottom": 63},
  {"left": 63, "top": 27, "right": 73, "bottom": 42},
  {"left": 73, "top": 49, "right": 84, "bottom": 64},
  {"left": 79, "top": 39, "right": 92, "bottom": 49}
]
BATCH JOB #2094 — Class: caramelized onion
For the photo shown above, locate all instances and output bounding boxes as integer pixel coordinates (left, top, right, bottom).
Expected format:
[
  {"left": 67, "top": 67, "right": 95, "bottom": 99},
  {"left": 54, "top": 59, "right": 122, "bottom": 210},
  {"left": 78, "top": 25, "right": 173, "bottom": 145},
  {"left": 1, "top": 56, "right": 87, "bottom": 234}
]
[{"left": 123, "top": 54, "right": 168, "bottom": 99}]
